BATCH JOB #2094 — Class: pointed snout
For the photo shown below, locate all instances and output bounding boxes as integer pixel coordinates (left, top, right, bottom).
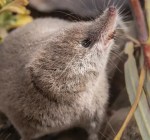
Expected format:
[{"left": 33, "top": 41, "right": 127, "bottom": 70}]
[
  {"left": 108, "top": 6, "right": 117, "bottom": 16},
  {"left": 98, "top": 6, "right": 118, "bottom": 32},
  {"left": 90, "top": 6, "right": 118, "bottom": 44}
]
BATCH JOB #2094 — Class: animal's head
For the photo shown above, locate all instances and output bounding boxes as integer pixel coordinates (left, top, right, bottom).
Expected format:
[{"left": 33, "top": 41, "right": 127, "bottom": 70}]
[{"left": 27, "top": 7, "right": 119, "bottom": 94}]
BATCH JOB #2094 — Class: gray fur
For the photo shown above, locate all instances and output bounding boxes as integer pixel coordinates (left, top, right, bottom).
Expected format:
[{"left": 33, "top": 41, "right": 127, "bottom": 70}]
[{"left": 0, "top": 8, "right": 118, "bottom": 140}]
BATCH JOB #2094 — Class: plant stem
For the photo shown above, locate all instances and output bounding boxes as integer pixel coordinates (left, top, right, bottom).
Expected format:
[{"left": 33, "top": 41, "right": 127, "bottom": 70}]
[
  {"left": 144, "top": 0, "right": 150, "bottom": 69},
  {"left": 114, "top": 66, "right": 146, "bottom": 140},
  {"left": 130, "top": 0, "right": 148, "bottom": 43}
]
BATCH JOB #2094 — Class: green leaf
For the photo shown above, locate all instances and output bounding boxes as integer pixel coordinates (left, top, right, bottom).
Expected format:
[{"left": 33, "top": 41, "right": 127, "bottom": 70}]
[
  {"left": 9, "top": 14, "right": 32, "bottom": 28},
  {"left": 0, "top": 0, "right": 32, "bottom": 43},
  {"left": 0, "top": 11, "right": 16, "bottom": 29},
  {"left": 0, "top": 0, "right": 29, "bottom": 14}
]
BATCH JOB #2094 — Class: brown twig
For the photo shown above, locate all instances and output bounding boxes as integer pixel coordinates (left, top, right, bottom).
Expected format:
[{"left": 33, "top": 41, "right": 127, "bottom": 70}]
[
  {"left": 114, "top": 1, "right": 149, "bottom": 139},
  {"left": 114, "top": 66, "right": 146, "bottom": 140},
  {"left": 130, "top": 0, "right": 150, "bottom": 69},
  {"left": 130, "top": 0, "right": 148, "bottom": 43},
  {"left": 144, "top": 0, "right": 150, "bottom": 69}
]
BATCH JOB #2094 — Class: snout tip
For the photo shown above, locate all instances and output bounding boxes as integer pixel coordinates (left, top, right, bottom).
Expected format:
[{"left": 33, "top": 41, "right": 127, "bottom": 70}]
[{"left": 108, "top": 6, "right": 116, "bottom": 15}]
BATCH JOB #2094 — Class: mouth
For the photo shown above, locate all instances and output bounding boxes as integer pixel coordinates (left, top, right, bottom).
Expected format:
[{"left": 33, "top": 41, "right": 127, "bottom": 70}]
[{"left": 104, "top": 31, "right": 116, "bottom": 45}]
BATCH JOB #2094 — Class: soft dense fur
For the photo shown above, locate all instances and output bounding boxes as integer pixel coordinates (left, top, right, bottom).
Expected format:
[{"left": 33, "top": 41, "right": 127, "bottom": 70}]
[{"left": 0, "top": 8, "right": 118, "bottom": 140}]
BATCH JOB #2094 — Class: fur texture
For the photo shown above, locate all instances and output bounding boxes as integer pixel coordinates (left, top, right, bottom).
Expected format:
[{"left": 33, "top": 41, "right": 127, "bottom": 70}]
[{"left": 0, "top": 8, "right": 118, "bottom": 140}]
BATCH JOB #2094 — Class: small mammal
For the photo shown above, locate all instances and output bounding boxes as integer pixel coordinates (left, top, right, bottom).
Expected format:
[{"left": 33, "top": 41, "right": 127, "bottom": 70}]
[{"left": 0, "top": 7, "right": 119, "bottom": 140}]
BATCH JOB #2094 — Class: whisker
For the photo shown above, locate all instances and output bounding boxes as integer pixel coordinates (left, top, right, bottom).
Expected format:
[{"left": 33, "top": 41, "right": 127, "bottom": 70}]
[
  {"left": 110, "top": 51, "right": 123, "bottom": 61},
  {"left": 55, "top": 10, "right": 81, "bottom": 21},
  {"left": 107, "top": 121, "right": 116, "bottom": 136},
  {"left": 98, "top": 130, "right": 108, "bottom": 139},
  {"left": 4, "top": 133, "right": 11, "bottom": 140},
  {"left": 107, "top": 58, "right": 122, "bottom": 73},
  {"left": 92, "top": 0, "right": 100, "bottom": 14},
  {"left": 107, "top": 0, "right": 112, "bottom": 7}
]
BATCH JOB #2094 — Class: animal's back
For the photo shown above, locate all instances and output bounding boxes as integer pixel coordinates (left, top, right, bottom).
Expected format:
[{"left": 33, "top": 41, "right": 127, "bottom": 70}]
[
  {"left": 0, "top": 18, "right": 68, "bottom": 89},
  {"left": 0, "top": 18, "right": 82, "bottom": 136},
  {"left": 0, "top": 18, "right": 70, "bottom": 111}
]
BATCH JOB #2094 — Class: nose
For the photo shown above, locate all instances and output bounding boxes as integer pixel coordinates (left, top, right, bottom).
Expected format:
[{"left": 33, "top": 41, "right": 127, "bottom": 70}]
[
  {"left": 88, "top": 6, "right": 118, "bottom": 46},
  {"left": 108, "top": 6, "right": 116, "bottom": 15}
]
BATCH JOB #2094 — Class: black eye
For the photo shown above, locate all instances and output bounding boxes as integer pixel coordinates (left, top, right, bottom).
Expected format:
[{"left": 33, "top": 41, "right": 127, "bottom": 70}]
[{"left": 81, "top": 38, "right": 92, "bottom": 48}]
